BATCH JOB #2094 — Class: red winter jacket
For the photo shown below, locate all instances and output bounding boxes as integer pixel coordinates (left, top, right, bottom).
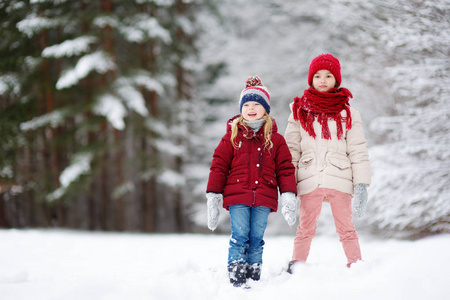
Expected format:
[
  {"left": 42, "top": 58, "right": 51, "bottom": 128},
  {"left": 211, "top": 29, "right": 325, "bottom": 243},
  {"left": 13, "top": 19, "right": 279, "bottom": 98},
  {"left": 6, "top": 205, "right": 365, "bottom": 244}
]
[{"left": 206, "top": 115, "right": 297, "bottom": 212}]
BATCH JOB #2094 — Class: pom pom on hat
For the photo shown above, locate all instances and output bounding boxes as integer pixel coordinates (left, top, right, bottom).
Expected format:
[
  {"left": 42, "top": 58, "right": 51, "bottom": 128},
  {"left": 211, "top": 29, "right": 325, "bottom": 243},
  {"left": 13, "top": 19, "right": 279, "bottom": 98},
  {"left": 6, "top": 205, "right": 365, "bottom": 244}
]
[
  {"left": 307, "top": 53, "right": 342, "bottom": 87},
  {"left": 239, "top": 75, "right": 271, "bottom": 114},
  {"left": 245, "top": 76, "right": 263, "bottom": 88}
]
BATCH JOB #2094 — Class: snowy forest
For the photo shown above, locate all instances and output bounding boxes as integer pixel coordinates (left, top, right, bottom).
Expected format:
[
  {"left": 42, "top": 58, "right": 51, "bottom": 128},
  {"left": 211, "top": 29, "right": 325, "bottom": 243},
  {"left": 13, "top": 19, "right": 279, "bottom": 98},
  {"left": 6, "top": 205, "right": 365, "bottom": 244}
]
[{"left": 0, "top": 0, "right": 449, "bottom": 239}]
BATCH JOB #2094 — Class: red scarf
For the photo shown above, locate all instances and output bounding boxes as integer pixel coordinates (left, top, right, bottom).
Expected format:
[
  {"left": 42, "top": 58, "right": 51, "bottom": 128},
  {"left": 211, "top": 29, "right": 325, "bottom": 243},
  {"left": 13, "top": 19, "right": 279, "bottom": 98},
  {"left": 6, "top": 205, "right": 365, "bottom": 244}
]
[{"left": 292, "top": 87, "right": 353, "bottom": 140}]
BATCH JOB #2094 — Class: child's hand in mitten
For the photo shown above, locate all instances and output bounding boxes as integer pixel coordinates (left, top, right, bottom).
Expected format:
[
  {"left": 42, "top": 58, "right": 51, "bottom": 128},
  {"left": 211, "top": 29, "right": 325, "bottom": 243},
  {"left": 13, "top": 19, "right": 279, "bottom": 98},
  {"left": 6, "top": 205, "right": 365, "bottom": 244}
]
[
  {"left": 206, "top": 192, "right": 222, "bottom": 231},
  {"left": 281, "top": 192, "right": 297, "bottom": 226},
  {"left": 353, "top": 184, "right": 368, "bottom": 218}
]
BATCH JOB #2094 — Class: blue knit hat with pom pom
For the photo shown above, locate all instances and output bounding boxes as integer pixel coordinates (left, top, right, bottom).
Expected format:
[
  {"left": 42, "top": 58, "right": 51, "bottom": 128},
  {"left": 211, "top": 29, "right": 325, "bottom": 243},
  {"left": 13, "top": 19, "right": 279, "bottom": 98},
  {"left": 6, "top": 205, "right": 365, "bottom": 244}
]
[{"left": 239, "top": 76, "right": 271, "bottom": 114}]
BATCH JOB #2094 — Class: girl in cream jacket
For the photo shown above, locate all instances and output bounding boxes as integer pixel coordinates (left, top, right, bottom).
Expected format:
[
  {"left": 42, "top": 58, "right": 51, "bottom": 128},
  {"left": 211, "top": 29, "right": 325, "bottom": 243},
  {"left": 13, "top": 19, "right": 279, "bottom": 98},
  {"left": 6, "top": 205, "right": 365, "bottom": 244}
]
[{"left": 283, "top": 54, "right": 371, "bottom": 271}]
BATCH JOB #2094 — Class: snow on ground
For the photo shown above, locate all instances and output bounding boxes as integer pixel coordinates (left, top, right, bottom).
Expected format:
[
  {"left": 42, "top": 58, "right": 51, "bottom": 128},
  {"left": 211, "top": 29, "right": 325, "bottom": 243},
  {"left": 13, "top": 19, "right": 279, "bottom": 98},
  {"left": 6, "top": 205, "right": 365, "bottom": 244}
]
[{"left": 0, "top": 230, "right": 449, "bottom": 300}]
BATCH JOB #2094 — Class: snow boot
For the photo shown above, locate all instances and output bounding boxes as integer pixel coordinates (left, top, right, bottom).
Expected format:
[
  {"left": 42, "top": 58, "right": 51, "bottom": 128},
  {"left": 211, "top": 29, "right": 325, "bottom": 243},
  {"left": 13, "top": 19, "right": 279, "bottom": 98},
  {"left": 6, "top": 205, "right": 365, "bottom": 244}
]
[
  {"left": 347, "top": 259, "right": 363, "bottom": 268},
  {"left": 287, "top": 260, "right": 307, "bottom": 274},
  {"left": 246, "top": 263, "right": 261, "bottom": 281},
  {"left": 227, "top": 263, "right": 247, "bottom": 287},
  {"left": 287, "top": 261, "right": 297, "bottom": 274}
]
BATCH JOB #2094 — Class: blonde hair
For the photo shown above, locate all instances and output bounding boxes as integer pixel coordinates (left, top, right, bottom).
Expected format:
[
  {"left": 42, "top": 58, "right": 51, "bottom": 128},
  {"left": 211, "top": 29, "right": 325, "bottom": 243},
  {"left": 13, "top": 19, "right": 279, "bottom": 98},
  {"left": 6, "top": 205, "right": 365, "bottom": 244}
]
[{"left": 231, "top": 114, "right": 273, "bottom": 150}]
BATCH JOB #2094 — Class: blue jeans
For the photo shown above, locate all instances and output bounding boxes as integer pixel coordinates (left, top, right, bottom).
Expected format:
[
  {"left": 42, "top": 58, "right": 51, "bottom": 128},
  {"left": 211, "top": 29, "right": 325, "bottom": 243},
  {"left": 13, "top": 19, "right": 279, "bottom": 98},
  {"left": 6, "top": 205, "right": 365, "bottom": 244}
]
[{"left": 228, "top": 205, "right": 271, "bottom": 265}]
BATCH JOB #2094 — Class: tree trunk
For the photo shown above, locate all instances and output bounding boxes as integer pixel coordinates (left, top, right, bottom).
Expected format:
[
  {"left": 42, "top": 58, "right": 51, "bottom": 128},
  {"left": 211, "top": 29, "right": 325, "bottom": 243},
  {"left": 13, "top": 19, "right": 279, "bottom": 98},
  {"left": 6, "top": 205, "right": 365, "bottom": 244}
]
[
  {"left": 40, "top": 25, "right": 60, "bottom": 228},
  {"left": 172, "top": 0, "right": 191, "bottom": 233},
  {"left": 138, "top": 3, "right": 159, "bottom": 232}
]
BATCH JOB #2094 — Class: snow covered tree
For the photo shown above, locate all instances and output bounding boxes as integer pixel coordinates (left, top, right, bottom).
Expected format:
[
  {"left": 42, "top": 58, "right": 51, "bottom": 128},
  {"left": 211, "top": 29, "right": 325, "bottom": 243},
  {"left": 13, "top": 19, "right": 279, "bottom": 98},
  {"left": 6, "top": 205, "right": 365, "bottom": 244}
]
[
  {"left": 0, "top": 0, "right": 204, "bottom": 232},
  {"left": 342, "top": 0, "right": 450, "bottom": 238},
  {"left": 0, "top": 0, "right": 57, "bottom": 227}
]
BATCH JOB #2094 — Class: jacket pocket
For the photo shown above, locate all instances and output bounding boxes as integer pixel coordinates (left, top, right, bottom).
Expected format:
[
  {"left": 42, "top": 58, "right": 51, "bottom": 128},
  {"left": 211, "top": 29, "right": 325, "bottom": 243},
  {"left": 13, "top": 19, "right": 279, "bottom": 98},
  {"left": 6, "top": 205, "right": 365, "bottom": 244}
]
[
  {"left": 226, "top": 173, "right": 245, "bottom": 185},
  {"left": 328, "top": 155, "right": 351, "bottom": 170},
  {"left": 263, "top": 175, "right": 277, "bottom": 186},
  {"left": 299, "top": 153, "right": 314, "bottom": 167}
]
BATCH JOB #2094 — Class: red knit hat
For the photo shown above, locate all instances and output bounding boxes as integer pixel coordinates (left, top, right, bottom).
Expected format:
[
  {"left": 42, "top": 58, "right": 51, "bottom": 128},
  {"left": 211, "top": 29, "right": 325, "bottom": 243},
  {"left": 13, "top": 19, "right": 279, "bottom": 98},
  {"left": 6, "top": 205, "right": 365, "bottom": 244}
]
[{"left": 307, "top": 54, "right": 341, "bottom": 87}]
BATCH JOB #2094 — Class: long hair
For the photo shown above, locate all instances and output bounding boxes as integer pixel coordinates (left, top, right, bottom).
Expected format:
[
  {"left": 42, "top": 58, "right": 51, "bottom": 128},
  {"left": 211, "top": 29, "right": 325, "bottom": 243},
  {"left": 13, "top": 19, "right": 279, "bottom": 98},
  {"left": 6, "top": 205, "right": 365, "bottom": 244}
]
[{"left": 231, "top": 114, "right": 273, "bottom": 150}]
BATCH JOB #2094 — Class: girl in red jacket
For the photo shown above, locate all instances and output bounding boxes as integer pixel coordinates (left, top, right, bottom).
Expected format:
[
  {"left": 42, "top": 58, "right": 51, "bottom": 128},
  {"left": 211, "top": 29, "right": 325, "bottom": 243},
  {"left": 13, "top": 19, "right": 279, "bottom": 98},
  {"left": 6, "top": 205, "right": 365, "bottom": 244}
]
[{"left": 206, "top": 76, "right": 297, "bottom": 287}]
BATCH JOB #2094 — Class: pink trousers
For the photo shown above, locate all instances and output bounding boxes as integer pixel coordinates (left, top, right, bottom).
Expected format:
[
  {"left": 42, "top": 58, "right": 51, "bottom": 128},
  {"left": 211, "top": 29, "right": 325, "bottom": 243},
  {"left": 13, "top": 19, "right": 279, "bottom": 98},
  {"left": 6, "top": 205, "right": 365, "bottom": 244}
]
[{"left": 292, "top": 188, "right": 361, "bottom": 264}]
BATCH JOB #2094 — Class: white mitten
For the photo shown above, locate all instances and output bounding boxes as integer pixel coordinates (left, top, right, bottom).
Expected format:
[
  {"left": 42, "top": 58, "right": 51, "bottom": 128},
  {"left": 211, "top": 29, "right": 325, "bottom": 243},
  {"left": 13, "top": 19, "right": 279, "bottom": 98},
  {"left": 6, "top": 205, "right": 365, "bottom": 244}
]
[
  {"left": 353, "top": 184, "right": 368, "bottom": 218},
  {"left": 281, "top": 192, "right": 297, "bottom": 226},
  {"left": 206, "top": 192, "right": 222, "bottom": 231}
]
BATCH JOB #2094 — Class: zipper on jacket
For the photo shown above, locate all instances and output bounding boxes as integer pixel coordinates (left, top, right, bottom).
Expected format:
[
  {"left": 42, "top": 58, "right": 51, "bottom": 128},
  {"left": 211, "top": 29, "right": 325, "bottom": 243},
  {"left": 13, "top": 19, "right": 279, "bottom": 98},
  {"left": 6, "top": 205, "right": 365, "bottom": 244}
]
[
  {"left": 252, "top": 190, "right": 256, "bottom": 206},
  {"left": 236, "top": 140, "right": 242, "bottom": 156}
]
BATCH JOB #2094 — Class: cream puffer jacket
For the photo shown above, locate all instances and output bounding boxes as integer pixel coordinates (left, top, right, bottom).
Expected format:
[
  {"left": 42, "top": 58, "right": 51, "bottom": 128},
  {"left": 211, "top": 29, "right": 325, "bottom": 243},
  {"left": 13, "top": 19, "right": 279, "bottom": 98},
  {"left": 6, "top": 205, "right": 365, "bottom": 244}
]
[{"left": 284, "top": 103, "right": 371, "bottom": 196}]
